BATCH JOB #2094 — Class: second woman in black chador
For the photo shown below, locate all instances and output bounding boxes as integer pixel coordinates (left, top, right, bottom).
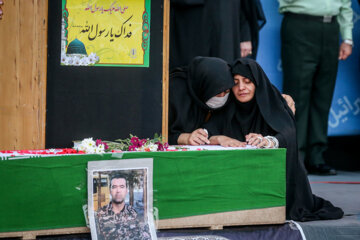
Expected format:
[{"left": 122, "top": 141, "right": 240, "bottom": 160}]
[{"left": 205, "top": 58, "right": 344, "bottom": 221}]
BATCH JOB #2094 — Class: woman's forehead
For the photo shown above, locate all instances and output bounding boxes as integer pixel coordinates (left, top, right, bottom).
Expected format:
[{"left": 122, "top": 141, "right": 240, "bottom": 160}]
[{"left": 234, "top": 74, "right": 248, "bottom": 80}]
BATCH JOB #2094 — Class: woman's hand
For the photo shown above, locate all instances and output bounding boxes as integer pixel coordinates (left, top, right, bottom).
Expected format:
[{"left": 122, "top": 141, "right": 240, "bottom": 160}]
[
  {"left": 177, "top": 129, "right": 210, "bottom": 145},
  {"left": 187, "top": 128, "right": 210, "bottom": 145},
  {"left": 282, "top": 94, "right": 296, "bottom": 114},
  {"left": 245, "top": 133, "right": 272, "bottom": 148},
  {"left": 210, "top": 135, "right": 246, "bottom": 147}
]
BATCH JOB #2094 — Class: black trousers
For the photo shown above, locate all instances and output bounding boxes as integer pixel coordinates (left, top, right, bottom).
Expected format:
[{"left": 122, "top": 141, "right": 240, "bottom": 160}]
[{"left": 281, "top": 13, "right": 340, "bottom": 167}]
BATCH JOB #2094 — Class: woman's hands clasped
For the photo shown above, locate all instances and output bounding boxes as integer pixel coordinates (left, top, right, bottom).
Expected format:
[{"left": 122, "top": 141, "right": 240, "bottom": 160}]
[
  {"left": 180, "top": 131, "right": 275, "bottom": 148},
  {"left": 209, "top": 135, "right": 246, "bottom": 147},
  {"left": 245, "top": 133, "right": 272, "bottom": 148}
]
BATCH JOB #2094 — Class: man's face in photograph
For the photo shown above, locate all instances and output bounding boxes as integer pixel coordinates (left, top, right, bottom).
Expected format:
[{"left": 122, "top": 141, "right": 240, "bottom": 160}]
[{"left": 110, "top": 178, "right": 127, "bottom": 204}]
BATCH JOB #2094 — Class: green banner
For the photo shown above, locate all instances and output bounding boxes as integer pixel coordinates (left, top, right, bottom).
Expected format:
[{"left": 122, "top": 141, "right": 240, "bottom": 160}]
[{"left": 0, "top": 149, "right": 285, "bottom": 232}]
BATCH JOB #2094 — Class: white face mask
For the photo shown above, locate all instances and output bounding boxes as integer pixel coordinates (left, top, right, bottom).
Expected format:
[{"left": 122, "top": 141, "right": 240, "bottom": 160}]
[{"left": 206, "top": 92, "right": 229, "bottom": 109}]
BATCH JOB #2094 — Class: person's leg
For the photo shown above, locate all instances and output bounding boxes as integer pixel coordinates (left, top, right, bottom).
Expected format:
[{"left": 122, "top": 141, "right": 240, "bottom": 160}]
[
  {"left": 307, "top": 21, "right": 339, "bottom": 171},
  {"left": 281, "top": 15, "right": 320, "bottom": 164}
]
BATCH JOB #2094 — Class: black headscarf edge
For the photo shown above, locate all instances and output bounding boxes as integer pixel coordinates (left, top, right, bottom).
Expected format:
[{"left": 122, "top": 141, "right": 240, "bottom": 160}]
[{"left": 187, "top": 57, "right": 235, "bottom": 110}]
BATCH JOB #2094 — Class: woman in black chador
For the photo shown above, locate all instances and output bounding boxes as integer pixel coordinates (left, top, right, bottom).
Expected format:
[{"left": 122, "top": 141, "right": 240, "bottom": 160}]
[
  {"left": 205, "top": 58, "right": 343, "bottom": 221},
  {"left": 168, "top": 56, "right": 234, "bottom": 146}
]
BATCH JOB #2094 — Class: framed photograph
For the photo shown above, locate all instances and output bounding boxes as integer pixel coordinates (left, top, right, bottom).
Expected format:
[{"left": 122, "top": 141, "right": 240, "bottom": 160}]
[
  {"left": 88, "top": 158, "right": 157, "bottom": 240},
  {"left": 61, "top": 0, "right": 151, "bottom": 67}
]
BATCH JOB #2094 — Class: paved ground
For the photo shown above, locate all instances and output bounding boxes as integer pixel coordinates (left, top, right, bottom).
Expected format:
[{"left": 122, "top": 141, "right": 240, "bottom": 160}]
[{"left": 296, "top": 171, "right": 360, "bottom": 240}]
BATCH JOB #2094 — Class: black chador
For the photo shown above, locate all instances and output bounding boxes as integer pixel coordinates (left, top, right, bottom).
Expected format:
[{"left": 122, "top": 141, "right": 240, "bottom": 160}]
[
  {"left": 168, "top": 56, "right": 234, "bottom": 145},
  {"left": 205, "top": 58, "right": 344, "bottom": 221},
  {"left": 169, "top": 0, "right": 266, "bottom": 69}
]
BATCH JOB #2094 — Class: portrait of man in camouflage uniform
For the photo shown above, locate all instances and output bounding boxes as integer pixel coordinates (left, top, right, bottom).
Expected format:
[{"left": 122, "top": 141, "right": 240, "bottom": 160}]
[{"left": 95, "top": 173, "right": 152, "bottom": 240}]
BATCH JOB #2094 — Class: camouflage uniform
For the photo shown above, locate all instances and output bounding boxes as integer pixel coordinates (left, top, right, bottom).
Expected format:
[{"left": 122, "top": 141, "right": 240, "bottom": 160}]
[{"left": 96, "top": 202, "right": 152, "bottom": 240}]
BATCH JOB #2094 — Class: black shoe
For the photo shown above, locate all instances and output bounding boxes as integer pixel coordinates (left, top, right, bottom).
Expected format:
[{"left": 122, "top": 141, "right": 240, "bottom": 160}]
[{"left": 308, "top": 164, "right": 337, "bottom": 175}]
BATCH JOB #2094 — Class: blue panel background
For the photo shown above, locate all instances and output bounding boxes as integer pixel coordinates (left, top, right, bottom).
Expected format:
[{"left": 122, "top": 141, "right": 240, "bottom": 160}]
[{"left": 257, "top": 0, "right": 360, "bottom": 136}]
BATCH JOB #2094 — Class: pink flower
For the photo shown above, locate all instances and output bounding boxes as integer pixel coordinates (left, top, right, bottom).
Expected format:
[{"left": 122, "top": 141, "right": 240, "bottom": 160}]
[
  {"left": 155, "top": 141, "right": 169, "bottom": 151},
  {"left": 140, "top": 139, "right": 147, "bottom": 146},
  {"left": 128, "top": 145, "right": 137, "bottom": 151},
  {"left": 130, "top": 137, "right": 140, "bottom": 147},
  {"left": 95, "top": 139, "right": 109, "bottom": 150},
  {"left": 156, "top": 142, "right": 164, "bottom": 151},
  {"left": 95, "top": 139, "right": 102, "bottom": 146}
]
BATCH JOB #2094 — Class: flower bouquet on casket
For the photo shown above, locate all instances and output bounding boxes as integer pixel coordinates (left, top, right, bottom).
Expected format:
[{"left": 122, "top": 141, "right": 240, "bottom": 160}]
[
  {"left": 74, "top": 134, "right": 168, "bottom": 154},
  {"left": 114, "top": 133, "right": 169, "bottom": 152}
]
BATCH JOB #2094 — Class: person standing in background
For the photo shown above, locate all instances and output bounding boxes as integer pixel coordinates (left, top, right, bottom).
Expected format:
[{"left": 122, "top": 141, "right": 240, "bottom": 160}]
[
  {"left": 279, "top": 0, "right": 353, "bottom": 175},
  {"left": 169, "top": 0, "right": 266, "bottom": 69}
]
